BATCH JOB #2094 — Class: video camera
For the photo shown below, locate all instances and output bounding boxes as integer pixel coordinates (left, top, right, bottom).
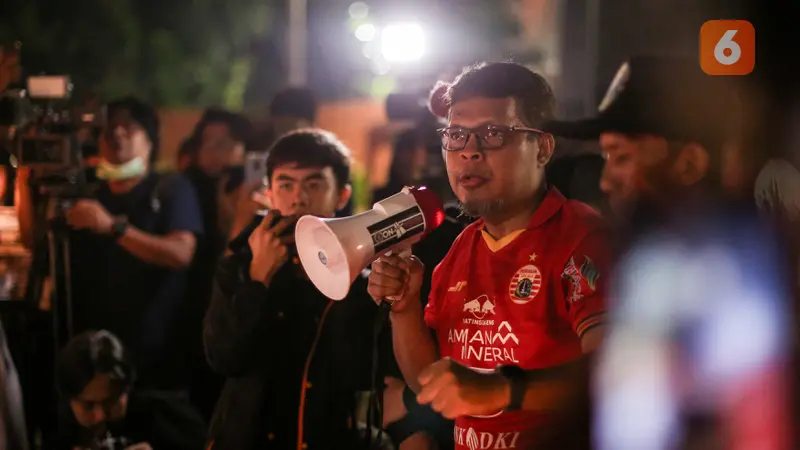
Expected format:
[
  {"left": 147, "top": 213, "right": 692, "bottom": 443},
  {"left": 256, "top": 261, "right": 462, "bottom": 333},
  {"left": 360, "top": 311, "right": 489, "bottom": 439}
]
[{"left": 0, "top": 73, "right": 104, "bottom": 198}]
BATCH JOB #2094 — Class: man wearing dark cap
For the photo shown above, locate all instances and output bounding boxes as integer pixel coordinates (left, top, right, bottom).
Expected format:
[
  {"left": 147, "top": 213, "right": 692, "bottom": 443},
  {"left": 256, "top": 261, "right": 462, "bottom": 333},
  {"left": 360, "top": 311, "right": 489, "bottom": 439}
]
[
  {"left": 545, "top": 55, "right": 741, "bottom": 220},
  {"left": 547, "top": 55, "right": 794, "bottom": 450}
]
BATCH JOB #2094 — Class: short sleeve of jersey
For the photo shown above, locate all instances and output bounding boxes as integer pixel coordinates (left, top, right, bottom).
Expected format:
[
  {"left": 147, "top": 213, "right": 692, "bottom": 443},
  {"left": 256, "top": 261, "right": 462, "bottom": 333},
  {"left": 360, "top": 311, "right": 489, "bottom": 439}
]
[
  {"left": 561, "top": 229, "right": 610, "bottom": 338},
  {"left": 423, "top": 262, "right": 446, "bottom": 329}
]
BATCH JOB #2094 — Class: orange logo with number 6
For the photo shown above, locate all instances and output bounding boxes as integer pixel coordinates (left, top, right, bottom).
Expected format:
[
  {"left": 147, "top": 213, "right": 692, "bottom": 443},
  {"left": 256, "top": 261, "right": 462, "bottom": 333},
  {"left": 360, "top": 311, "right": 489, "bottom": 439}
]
[{"left": 700, "top": 20, "right": 755, "bottom": 76}]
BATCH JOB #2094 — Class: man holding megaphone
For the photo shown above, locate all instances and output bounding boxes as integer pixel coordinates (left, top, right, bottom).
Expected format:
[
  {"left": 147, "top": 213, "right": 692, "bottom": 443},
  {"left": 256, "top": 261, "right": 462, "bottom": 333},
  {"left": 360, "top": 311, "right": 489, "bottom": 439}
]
[
  {"left": 202, "top": 129, "right": 387, "bottom": 450},
  {"left": 369, "top": 63, "right": 612, "bottom": 450}
]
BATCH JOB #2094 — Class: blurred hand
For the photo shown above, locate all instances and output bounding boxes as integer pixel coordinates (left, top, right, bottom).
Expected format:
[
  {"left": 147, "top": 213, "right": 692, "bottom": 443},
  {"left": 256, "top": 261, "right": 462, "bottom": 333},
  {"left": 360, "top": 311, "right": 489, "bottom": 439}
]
[
  {"left": 416, "top": 358, "right": 509, "bottom": 419},
  {"left": 65, "top": 199, "right": 114, "bottom": 234},
  {"left": 367, "top": 253, "right": 424, "bottom": 313},
  {"left": 382, "top": 376, "right": 408, "bottom": 427},
  {"left": 248, "top": 210, "right": 295, "bottom": 285}
]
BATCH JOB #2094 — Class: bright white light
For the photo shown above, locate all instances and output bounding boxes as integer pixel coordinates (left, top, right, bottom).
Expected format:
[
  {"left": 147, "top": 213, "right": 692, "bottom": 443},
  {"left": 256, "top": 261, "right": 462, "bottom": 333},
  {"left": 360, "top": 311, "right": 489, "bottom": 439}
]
[
  {"left": 348, "top": 2, "right": 369, "bottom": 19},
  {"left": 354, "top": 23, "right": 377, "bottom": 42},
  {"left": 380, "top": 22, "right": 425, "bottom": 63},
  {"left": 372, "top": 59, "right": 390, "bottom": 76}
]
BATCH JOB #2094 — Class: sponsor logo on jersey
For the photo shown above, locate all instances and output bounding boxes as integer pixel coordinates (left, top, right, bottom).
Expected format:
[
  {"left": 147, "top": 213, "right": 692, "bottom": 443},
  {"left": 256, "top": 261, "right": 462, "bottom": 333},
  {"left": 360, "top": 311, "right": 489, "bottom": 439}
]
[
  {"left": 454, "top": 425, "right": 521, "bottom": 449},
  {"left": 462, "top": 294, "right": 496, "bottom": 323},
  {"left": 448, "top": 320, "right": 520, "bottom": 366}
]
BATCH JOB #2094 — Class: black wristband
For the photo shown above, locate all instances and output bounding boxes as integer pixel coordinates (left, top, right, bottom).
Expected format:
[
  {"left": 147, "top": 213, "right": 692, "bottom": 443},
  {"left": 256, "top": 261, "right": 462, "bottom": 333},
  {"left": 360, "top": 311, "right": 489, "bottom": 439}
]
[
  {"left": 402, "top": 384, "right": 418, "bottom": 412},
  {"left": 111, "top": 219, "right": 128, "bottom": 240},
  {"left": 496, "top": 365, "right": 527, "bottom": 412}
]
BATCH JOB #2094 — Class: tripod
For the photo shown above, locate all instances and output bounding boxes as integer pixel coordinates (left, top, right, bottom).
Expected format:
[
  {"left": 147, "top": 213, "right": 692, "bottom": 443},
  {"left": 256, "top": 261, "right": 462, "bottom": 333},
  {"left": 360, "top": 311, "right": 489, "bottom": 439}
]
[{"left": 42, "top": 194, "right": 77, "bottom": 359}]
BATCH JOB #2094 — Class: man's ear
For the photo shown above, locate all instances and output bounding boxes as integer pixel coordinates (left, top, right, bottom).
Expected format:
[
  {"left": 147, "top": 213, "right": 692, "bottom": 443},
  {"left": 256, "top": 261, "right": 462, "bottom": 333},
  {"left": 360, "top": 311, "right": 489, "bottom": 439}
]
[
  {"left": 336, "top": 184, "right": 353, "bottom": 211},
  {"left": 537, "top": 134, "right": 556, "bottom": 166},
  {"left": 674, "top": 142, "right": 710, "bottom": 186}
]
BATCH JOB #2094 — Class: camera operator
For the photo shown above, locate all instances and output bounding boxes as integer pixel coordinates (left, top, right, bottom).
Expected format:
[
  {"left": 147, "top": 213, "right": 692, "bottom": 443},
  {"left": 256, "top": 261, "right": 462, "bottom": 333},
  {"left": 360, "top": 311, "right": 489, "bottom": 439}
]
[{"left": 16, "top": 96, "right": 204, "bottom": 395}]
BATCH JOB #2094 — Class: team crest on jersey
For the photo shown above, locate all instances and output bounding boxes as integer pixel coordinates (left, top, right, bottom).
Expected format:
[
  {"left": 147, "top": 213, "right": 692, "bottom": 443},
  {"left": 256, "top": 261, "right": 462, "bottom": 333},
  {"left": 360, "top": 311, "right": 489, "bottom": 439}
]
[{"left": 508, "top": 264, "right": 542, "bottom": 305}]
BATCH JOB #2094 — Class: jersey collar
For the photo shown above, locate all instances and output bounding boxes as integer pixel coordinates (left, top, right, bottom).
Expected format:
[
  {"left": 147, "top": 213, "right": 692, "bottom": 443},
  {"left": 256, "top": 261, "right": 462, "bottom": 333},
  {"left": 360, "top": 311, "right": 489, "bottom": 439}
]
[{"left": 477, "top": 187, "right": 566, "bottom": 252}]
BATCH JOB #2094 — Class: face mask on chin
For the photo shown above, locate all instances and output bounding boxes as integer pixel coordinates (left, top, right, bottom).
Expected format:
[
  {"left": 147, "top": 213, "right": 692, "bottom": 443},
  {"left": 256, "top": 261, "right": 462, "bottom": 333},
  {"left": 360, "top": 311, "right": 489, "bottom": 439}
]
[{"left": 96, "top": 157, "right": 147, "bottom": 181}]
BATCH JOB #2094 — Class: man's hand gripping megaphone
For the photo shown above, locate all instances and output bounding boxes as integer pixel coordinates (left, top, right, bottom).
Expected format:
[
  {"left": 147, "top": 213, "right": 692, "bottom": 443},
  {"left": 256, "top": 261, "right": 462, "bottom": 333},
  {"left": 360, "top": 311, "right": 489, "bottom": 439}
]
[{"left": 368, "top": 247, "right": 425, "bottom": 313}]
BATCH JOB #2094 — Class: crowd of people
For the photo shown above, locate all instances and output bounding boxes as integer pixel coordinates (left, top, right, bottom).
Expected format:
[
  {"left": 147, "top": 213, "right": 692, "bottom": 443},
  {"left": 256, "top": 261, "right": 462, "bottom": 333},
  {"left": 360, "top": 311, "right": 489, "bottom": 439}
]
[{"left": 0, "top": 39, "right": 798, "bottom": 450}]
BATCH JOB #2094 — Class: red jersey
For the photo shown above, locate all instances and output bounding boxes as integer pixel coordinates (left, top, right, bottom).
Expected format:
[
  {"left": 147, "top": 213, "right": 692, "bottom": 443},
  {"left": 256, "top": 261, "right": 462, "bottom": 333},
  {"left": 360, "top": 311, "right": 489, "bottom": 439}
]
[{"left": 424, "top": 188, "right": 609, "bottom": 450}]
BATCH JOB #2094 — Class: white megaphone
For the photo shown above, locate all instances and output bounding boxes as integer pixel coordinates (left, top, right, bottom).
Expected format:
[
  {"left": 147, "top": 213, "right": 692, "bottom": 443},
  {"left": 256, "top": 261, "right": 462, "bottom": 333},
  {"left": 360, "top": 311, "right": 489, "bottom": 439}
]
[{"left": 295, "top": 186, "right": 445, "bottom": 301}]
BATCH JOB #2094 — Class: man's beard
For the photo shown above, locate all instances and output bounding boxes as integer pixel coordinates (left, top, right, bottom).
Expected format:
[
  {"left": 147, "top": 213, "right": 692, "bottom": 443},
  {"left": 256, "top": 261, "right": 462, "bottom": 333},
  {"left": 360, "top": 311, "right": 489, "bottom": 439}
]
[{"left": 459, "top": 198, "right": 506, "bottom": 219}]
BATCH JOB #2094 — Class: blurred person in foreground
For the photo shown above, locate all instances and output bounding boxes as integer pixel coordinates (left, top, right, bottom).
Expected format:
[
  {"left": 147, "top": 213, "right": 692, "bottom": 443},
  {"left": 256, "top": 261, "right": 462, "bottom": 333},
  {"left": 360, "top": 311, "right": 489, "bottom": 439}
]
[
  {"left": 545, "top": 56, "right": 792, "bottom": 450},
  {"left": 203, "top": 129, "right": 384, "bottom": 450},
  {"left": 56, "top": 330, "right": 206, "bottom": 450},
  {"left": 369, "top": 62, "right": 611, "bottom": 449}
]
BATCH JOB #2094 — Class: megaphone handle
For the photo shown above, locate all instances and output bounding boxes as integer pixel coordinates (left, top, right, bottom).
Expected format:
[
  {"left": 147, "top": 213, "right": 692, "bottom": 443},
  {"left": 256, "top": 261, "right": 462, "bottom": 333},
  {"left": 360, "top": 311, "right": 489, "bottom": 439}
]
[{"left": 382, "top": 246, "right": 412, "bottom": 306}]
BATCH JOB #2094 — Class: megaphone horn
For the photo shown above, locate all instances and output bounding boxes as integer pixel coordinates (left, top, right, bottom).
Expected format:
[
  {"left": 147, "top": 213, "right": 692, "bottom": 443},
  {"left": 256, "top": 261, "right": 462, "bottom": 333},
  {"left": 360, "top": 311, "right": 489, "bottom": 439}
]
[{"left": 295, "top": 186, "right": 445, "bottom": 301}]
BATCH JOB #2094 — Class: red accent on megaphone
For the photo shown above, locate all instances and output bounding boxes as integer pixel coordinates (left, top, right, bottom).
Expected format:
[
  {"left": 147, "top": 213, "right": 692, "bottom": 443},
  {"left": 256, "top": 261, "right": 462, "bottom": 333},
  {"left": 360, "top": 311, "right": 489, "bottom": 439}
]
[{"left": 407, "top": 186, "right": 445, "bottom": 235}]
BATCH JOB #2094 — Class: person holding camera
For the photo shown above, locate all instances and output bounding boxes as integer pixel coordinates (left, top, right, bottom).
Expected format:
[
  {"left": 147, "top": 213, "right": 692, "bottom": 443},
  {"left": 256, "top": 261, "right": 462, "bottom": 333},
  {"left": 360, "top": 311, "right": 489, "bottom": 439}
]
[
  {"left": 55, "top": 330, "right": 206, "bottom": 450},
  {"left": 203, "top": 129, "right": 389, "bottom": 450},
  {"left": 16, "top": 96, "right": 204, "bottom": 395}
]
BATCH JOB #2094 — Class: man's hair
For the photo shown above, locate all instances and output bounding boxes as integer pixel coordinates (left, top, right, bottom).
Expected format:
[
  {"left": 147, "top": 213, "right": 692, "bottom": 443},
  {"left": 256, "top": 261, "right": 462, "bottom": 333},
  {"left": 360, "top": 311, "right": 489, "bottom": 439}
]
[
  {"left": 56, "top": 330, "right": 135, "bottom": 398},
  {"left": 106, "top": 96, "right": 160, "bottom": 164},
  {"left": 446, "top": 62, "right": 556, "bottom": 127},
  {"left": 269, "top": 88, "right": 317, "bottom": 123},
  {"left": 266, "top": 128, "right": 351, "bottom": 190}
]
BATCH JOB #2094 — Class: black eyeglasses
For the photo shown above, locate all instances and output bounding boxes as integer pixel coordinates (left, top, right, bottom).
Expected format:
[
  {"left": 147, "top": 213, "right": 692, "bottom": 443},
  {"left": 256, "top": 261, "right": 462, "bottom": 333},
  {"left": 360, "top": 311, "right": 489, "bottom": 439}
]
[{"left": 437, "top": 125, "right": 545, "bottom": 151}]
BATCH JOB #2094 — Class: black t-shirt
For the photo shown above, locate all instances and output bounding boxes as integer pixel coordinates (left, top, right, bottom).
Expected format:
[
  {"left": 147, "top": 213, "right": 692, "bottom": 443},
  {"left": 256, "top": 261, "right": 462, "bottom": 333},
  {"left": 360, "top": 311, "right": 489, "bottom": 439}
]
[{"left": 69, "top": 173, "right": 204, "bottom": 389}]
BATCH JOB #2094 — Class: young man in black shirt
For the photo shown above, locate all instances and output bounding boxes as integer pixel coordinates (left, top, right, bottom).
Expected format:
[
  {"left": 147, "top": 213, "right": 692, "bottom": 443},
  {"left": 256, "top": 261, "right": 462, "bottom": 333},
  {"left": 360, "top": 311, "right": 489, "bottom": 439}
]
[{"left": 204, "top": 129, "right": 382, "bottom": 450}]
